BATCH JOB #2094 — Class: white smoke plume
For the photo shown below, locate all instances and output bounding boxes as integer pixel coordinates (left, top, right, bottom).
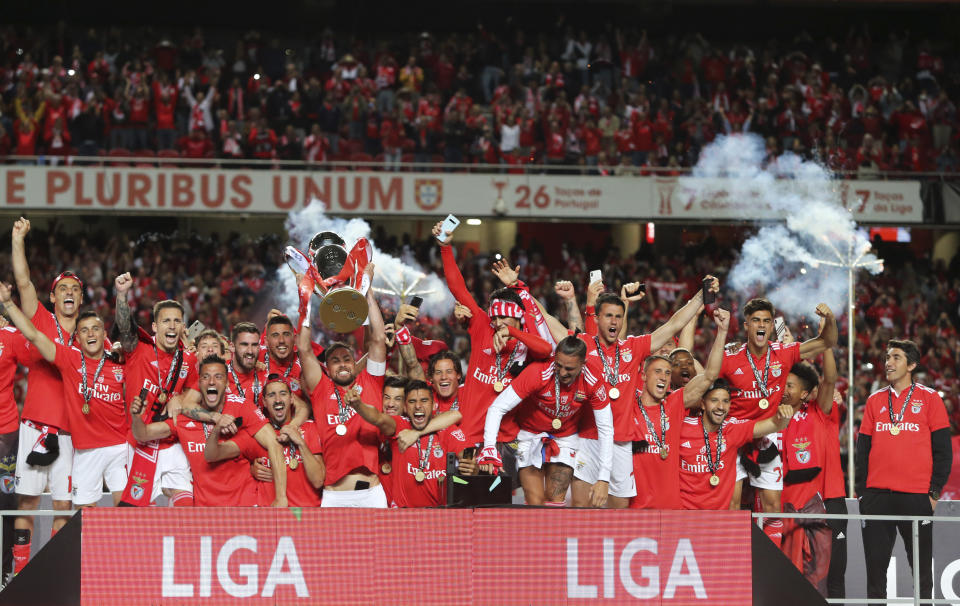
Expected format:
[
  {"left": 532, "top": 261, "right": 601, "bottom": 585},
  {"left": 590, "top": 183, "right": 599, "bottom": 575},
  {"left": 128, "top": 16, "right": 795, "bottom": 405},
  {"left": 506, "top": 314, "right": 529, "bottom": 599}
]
[
  {"left": 273, "top": 202, "right": 454, "bottom": 320},
  {"left": 685, "top": 134, "right": 883, "bottom": 319}
]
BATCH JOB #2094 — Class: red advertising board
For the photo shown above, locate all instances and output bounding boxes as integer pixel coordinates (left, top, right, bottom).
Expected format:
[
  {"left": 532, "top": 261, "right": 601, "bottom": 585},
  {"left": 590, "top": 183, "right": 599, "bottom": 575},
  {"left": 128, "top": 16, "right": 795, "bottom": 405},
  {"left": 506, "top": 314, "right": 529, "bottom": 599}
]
[{"left": 80, "top": 508, "right": 751, "bottom": 605}]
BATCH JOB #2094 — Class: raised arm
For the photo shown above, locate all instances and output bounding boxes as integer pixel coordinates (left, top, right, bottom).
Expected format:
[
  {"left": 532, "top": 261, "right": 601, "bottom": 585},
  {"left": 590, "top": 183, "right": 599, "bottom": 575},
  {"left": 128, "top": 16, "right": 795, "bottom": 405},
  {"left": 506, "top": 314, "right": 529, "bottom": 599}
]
[
  {"left": 0, "top": 283, "right": 55, "bottom": 362},
  {"left": 683, "top": 308, "right": 729, "bottom": 407},
  {"left": 583, "top": 281, "right": 603, "bottom": 336},
  {"left": 297, "top": 304, "right": 325, "bottom": 393},
  {"left": 554, "top": 280, "right": 584, "bottom": 333},
  {"left": 505, "top": 324, "right": 552, "bottom": 359},
  {"left": 799, "top": 303, "right": 837, "bottom": 358},
  {"left": 396, "top": 409, "right": 463, "bottom": 451},
  {"left": 434, "top": 222, "right": 483, "bottom": 317},
  {"left": 650, "top": 275, "right": 718, "bottom": 352},
  {"left": 114, "top": 272, "right": 139, "bottom": 353},
  {"left": 817, "top": 346, "right": 838, "bottom": 414},
  {"left": 394, "top": 303, "right": 425, "bottom": 380},
  {"left": 363, "top": 265, "right": 387, "bottom": 365},
  {"left": 753, "top": 404, "right": 795, "bottom": 438},
  {"left": 11, "top": 218, "right": 39, "bottom": 317},
  {"left": 344, "top": 386, "right": 396, "bottom": 436}
]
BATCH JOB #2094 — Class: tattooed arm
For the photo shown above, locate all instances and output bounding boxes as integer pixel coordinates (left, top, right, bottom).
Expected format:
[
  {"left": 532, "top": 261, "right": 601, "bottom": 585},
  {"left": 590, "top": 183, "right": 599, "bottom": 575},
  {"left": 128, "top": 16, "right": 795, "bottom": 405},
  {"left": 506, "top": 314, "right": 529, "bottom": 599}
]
[{"left": 114, "top": 272, "right": 139, "bottom": 353}]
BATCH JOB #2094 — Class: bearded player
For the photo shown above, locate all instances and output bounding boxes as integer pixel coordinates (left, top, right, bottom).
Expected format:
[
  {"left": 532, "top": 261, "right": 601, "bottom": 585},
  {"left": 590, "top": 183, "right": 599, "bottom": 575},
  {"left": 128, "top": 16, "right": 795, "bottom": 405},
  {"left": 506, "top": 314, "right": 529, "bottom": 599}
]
[
  {"left": 480, "top": 337, "right": 613, "bottom": 507},
  {"left": 571, "top": 276, "right": 719, "bottom": 508},
  {"left": 722, "top": 298, "right": 835, "bottom": 546},
  {"left": 10, "top": 218, "right": 81, "bottom": 572}
]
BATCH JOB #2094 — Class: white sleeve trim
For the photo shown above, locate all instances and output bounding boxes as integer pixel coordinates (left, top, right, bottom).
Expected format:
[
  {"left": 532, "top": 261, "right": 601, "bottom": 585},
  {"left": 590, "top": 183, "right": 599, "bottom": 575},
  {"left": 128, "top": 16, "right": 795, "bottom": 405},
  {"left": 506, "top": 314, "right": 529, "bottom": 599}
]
[
  {"left": 366, "top": 358, "right": 387, "bottom": 377},
  {"left": 593, "top": 404, "right": 614, "bottom": 483},
  {"left": 482, "top": 386, "right": 523, "bottom": 450}
]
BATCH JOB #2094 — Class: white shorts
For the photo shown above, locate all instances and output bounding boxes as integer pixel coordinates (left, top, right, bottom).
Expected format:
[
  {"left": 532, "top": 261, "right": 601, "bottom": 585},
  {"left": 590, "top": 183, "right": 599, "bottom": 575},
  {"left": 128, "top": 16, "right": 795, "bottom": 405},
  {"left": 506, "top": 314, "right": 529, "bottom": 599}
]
[
  {"left": 72, "top": 443, "right": 128, "bottom": 505},
  {"left": 126, "top": 443, "right": 194, "bottom": 503},
  {"left": 320, "top": 483, "right": 387, "bottom": 508},
  {"left": 735, "top": 432, "right": 783, "bottom": 490},
  {"left": 573, "top": 439, "right": 636, "bottom": 498},
  {"left": 15, "top": 422, "right": 74, "bottom": 501},
  {"left": 515, "top": 430, "right": 579, "bottom": 470}
]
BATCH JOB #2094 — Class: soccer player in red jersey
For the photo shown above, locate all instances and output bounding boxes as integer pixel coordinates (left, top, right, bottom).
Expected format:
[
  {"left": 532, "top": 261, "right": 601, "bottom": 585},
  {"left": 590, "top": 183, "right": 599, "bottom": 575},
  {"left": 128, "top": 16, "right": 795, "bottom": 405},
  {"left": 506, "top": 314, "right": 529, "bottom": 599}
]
[
  {"left": 630, "top": 308, "right": 730, "bottom": 510},
  {"left": 679, "top": 380, "right": 793, "bottom": 510},
  {"left": 856, "top": 339, "right": 951, "bottom": 602},
  {"left": 346, "top": 380, "right": 472, "bottom": 507},
  {"left": 259, "top": 315, "right": 303, "bottom": 400},
  {"left": 427, "top": 351, "right": 463, "bottom": 414},
  {"left": 114, "top": 273, "right": 198, "bottom": 507},
  {"left": 480, "top": 337, "right": 613, "bottom": 507},
  {"left": 377, "top": 375, "right": 408, "bottom": 503},
  {"left": 193, "top": 329, "right": 226, "bottom": 362},
  {"left": 0, "top": 288, "right": 129, "bottom": 507},
  {"left": 433, "top": 222, "right": 552, "bottom": 484},
  {"left": 207, "top": 375, "right": 324, "bottom": 508},
  {"left": 722, "top": 298, "right": 835, "bottom": 543},
  {"left": 10, "top": 218, "right": 81, "bottom": 568},
  {"left": 572, "top": 276, "right": 719, "bottom": 508},
  {"left": 297, "top": 265, "right": 392, "bottom": 507},
  {"left": 778, "top": 352, "right": 838, "bottom": 596},
  {"left": 132, "top": 355, "right": 287, "bottom": 506}
]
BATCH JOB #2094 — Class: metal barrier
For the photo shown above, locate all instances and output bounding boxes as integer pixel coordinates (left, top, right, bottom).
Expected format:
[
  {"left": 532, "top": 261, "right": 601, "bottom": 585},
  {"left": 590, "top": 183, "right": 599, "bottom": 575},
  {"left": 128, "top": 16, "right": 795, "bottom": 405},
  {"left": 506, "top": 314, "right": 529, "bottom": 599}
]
[{"left": 754, "top": 510, "right": 960, "bottom": 605}]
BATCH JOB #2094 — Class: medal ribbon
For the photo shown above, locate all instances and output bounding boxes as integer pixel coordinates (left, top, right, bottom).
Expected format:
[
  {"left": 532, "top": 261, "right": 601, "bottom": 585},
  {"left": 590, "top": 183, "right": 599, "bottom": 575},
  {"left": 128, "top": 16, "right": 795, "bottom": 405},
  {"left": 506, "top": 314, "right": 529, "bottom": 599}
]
[
  {"left": 593, "top": 336, "right": 620, "bottom": 386},
  {"left": 887, "top": 382, "right": 917, "bottom": 426},
  {"left": 636, "top": 388, "right": 667, "bottom": 452},
  {"left": 155, "top": 345, "right": 184, "bottom": 401},
  {"left": 415, "top": 434, "right": 436, "bottom": 472},
  {"left": 333, "top": 386, "right": 349, "bottom": 425},
  {"left": 552, "top": 368, "right": 566, "bottom": 424},
  {"left": 55, "top": 321, "right": 75, "bottom": 347},
  {"left": 265, "top": 352, "right": 295, "bottom": 380},
  {"left": 700, "top": 415, "right": 724, "bottom": 476},
  {"left": 745, "top": 346, "right": 773, "bottom": 398},
  {"left": 80, "top": 353, "right": 107, "bottom": 407},
  {"left": 228, "top": 363, "right": 260, "bottom": 403},
  {"left": 494, "top": 344, "right": 519, "bottom": 385}
]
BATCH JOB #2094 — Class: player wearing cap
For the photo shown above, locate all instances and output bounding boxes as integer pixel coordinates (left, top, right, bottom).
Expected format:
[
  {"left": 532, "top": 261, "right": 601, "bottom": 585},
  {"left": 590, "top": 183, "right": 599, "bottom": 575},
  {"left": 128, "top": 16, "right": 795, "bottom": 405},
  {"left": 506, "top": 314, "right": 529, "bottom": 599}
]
[
  {"left": 722, "top": 299, "right": 835, "bottom": 545},
  {"left": 9, "top": 218, "right": 81, "bottom": 572},
  {"left": 346, "top": 379, "right": 470, "bottom": 507},
  {"left": 856, "top": 339, "right": 951, "bottom": 602},
  {"left": 479, "top": 336, "right": 613, "bottom": 507},
  {"left": 679, "top": 379, "right": 794, "bottom": 510},
  {"left": 298, "top": 265, "right": 393, "bottom": 508},
  {"left": 114, "top": 273, "right": 198, "bottom": 508},
  {"left": 207, "top": 375, "right": 324, "bottom": 507},
  {"left": 571, "top": 276, "right": 719, "bottom": 508},
  {"left": 0, "top": 287, "right": 128, "bottom": 509},
  {"left": 778, "top": 352, "right": 838, "bottom": 596},
  {"left": 132, "top": 355, "right": 287, "bottom": 506},
  {"left": 433, "top": 222, "right": 552, "bottom": 489},
  {"left": 630, "top": 308, "right": 730, "bottom": 510}
]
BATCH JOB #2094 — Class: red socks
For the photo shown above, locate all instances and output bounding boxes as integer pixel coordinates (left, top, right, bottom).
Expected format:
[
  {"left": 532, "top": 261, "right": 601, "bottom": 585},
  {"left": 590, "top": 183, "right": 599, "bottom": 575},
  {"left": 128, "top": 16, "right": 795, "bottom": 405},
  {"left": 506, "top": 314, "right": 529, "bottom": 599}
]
[
  {"left": 170, "top": 491, "right": 194, "bottom": 507},
  {"left": 12, "top": 529, "right": 30, "bottom": 575},
  {"left": 763, "top": 519, "right": 784, "bottom": 548}
]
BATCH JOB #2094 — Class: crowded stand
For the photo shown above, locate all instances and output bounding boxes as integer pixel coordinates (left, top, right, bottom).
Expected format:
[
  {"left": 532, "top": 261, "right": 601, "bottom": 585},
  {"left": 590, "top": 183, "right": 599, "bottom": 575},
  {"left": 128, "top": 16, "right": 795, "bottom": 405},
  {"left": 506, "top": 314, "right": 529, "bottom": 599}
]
[{"left": 0, "top": 21, "right": 957, "bottom": 173}]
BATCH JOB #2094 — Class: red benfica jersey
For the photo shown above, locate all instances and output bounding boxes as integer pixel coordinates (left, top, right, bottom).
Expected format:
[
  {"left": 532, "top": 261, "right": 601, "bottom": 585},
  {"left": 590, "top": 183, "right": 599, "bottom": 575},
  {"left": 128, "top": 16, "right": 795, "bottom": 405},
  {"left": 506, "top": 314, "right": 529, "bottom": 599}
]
[
  {"left": 721, "top": 342, "right": 800, "bottom": 421},
  {"left": 310, "top": 368, "right": 385, "bottom": 486},
  {"left": 125, "top": 340, "right": 197, "bottom": 448},
  {"left": 257, "top": 346, "right": 304, "bottom": 401},
  {"left": 53, "top": 344, "right": 127, "bottom": 449},
  {"left": 579, "top": 333, "right": 652, "bottom": 440},
  {"left": 509, "top": 361, "right": 610, "bottom": 437},
  {"left": 385, "top": 416, "right": 468, "bottom": 507},
  {"left": 236, "top": 420, "right": 322, "bottom": 507},
  {"left": 679, "top": 416, "right": 756, "bottom": 510},
  {"left": 630, "top": 388, "right": 685, "bottom": 510},
  {"left": 822, "top": 405, "right": 845, "bottom": 499},
  {"left": 781, "top": 402, "right": 835, "bottom": 509},
  {"left": 20, "top": 307, "right": 73, "bottom": 429},
  {"left": 434, "top": 390, "right": 460, "bottom": 414},
  {"left": 861, "top": 383, "right": 949, "bottom": 494},
  {"left": 165, "top": 395, "right": 262, "bottom": 506},
  {"left": 0, "top": 327, "right": 25, "bottom": 433}
]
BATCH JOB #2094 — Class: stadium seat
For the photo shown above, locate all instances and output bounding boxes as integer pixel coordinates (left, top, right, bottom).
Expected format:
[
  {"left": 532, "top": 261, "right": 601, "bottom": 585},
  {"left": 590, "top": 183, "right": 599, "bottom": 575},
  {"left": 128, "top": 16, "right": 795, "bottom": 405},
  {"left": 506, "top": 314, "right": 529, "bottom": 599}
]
[{"left": 107, "top": 149, "right": 131, "bottom": 167}]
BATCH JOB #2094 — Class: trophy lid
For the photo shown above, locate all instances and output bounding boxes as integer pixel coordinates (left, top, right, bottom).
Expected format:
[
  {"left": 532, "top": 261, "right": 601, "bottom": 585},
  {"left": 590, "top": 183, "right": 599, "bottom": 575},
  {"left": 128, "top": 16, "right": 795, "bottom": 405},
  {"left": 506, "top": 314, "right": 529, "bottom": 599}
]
[{"left": 309, "top": 231, "right": 346, "bottom": 258}]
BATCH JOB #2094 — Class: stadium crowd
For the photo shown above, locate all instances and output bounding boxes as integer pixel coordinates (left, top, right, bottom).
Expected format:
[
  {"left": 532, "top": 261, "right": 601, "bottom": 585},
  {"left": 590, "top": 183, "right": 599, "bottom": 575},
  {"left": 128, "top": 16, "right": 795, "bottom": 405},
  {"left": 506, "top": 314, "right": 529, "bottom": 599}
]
[
  {"left": 0, "top": 22, "right": 957, "bottom": 173},
  {"left": 0, "top": 215, "right": 953, "bottom": 599}
]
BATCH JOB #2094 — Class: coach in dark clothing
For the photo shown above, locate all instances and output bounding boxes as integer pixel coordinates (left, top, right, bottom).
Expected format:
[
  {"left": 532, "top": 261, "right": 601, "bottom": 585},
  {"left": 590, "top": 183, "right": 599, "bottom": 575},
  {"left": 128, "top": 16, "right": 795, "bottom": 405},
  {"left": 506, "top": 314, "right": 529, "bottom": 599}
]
[{"left": 855, "top": 339, "right": 952, "bottom": 603}]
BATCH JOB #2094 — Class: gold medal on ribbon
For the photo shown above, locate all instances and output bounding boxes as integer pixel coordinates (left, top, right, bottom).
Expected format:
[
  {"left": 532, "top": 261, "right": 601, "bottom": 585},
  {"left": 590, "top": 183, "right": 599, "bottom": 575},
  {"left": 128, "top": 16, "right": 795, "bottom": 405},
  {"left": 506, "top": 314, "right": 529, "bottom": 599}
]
[
  {"left": 158, "top": 392, "right": 168, "bottom": 405},
  {"left": 608, "top": 387, "right": 620, "bottom": 400},
  {"left": 381, "top": 463, "right": 392, "bottom": 474},
  {"left": 493, "top": 380, "right": 504, "bottom": 393},
  {"left": 709, "top": 474, "right": 720, "bottom": 487},
  {"left": 82, "top": 403, "right": 90, "bottom": 415},
  {"left": 289, "top": 457, "right": 299, "bottom": 470},
  {"left": 551, "top": 418, "right": 562, "bottom": 430},
  {"left": 660, "top": 447, "right": 668, "bottom": 460},
  {"left": 890, "top": 424, "right": 900, "bottom": 436},
  {"left": 758, "top": 398, "right": 769, "bottom": 410},
  {"left": 415, "top": 469, "right": 426, "bottom": 483}
]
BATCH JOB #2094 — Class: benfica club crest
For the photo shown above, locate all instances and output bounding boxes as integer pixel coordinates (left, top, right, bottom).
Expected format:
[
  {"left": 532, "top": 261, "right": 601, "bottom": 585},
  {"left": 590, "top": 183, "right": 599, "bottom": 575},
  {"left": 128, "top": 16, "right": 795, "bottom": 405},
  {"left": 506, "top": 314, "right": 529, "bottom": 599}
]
[
  {"left": 414, "top": 178, "right": 443, "bottom": 211},
  {"left": 911, "top": 401, "right": 923, "bottom": 414},
  {"left": 621, "top": 350, "right": 632, "bottom": 363},
  {"left": 793, "top": 440, "right": 811, "bottom": 464},
  {"left": 771, "top": 363, "right": 782, "bottom": 378},
  {"left": 113, "top": 368, "right": 124, "bottom": 382},
  {"left": 290, "top": 379, "right": 300, "bottom": 393},
  {"left": 130, "top": 474, "right": 149, "bottom": 501},
  {"left": 433, "top": 446, "right": 444, "bottom": 459}
]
